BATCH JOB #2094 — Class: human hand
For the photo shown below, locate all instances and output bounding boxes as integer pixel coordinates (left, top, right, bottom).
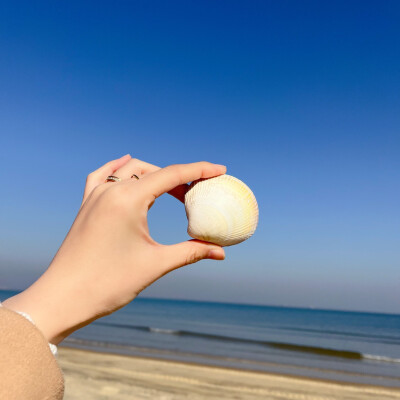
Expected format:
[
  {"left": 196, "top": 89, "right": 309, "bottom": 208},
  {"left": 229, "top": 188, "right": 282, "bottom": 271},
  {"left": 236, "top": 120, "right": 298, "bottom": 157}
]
[{"left": 3, "top": 158, "right": 226, "bottom": 344}]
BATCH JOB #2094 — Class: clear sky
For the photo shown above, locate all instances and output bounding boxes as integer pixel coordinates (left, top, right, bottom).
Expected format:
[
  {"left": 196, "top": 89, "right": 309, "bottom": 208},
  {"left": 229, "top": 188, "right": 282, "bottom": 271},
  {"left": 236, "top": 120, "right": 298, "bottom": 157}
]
[{"left": 0, "top": 1, "right": 399, "bottom": 313}]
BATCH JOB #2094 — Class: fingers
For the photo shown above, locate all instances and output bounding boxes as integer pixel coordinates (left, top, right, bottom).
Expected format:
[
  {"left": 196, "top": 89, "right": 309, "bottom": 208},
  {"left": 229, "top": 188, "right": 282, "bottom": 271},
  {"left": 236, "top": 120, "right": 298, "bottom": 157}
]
[
  {"left": 140, "top": 162, "right": 227, "bottom": 202},
  {"left": 161, "top": 240, "right": 225, "bottom": 272},
  {"left": 114, "top": 158, "right": 161, "bottom": 179},
  {"left": 90, "top": 154, "right": 132, "bottom": 181},
  {"left": 114, "top": 158, "right": 190, "bottom": 203},
  {"left": 83, "top": 154, "right": 132, "bottom": 203}
]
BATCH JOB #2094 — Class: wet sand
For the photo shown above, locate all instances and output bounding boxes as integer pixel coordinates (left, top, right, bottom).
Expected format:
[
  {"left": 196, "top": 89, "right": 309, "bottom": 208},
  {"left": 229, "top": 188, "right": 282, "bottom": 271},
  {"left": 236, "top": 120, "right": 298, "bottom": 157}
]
[{"left": 59, "top": 347, "right": 400, "bottom": 400}]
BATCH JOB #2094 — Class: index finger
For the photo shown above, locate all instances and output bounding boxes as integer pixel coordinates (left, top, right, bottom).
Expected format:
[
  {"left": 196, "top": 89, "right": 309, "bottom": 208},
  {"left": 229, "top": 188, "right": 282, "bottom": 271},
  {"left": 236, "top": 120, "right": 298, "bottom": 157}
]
[
  {"left": 115, "top": 159, "right": 189, "bottom": 203},
  {"left": 140, "top": 162, "right": 227, "bottom": 201}
]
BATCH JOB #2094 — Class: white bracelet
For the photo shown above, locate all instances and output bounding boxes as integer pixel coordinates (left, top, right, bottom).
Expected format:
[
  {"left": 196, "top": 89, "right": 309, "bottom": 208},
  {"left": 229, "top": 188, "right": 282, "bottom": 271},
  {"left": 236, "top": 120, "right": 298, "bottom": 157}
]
[{"left": 0, "top": 302, "right": 58, "bottom": 356}]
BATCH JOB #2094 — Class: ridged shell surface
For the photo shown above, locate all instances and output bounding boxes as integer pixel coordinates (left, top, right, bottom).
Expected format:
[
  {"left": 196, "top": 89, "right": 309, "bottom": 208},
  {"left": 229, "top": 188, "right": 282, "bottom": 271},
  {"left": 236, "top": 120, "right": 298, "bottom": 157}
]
[{"left": 184, "top": 174, "right": 259, "bottom": 246}]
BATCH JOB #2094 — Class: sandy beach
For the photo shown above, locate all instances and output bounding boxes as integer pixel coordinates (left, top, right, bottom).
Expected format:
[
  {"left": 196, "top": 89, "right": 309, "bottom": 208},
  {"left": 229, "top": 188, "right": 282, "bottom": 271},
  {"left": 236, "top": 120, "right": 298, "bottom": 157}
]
[{"left": 59, "top": 347, "right": 400, "bottom": 400}]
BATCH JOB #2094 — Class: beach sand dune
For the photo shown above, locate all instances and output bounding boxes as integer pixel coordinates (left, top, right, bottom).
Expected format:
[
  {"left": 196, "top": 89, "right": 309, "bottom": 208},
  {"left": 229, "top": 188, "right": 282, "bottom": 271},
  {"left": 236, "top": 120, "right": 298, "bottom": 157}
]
[{"left": 59, "top": 347, "right": 400, "bottom": 400}]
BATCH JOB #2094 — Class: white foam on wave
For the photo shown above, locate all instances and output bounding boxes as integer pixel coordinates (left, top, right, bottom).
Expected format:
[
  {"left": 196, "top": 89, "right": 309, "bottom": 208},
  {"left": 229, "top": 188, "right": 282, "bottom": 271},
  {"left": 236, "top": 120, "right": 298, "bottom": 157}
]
[
  {"left": 149, "top": 327, "right": 178, "bottom": 334},
  {"left": 364, "top": 354, "right": 400, "bottom": 363}
]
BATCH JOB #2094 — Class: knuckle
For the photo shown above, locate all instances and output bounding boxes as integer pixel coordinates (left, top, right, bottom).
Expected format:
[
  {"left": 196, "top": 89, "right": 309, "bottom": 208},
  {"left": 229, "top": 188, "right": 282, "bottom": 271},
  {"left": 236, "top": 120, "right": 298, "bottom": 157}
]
[
  {"left": 165, "top": 163, "right": 178, "bottom": 171},
  {"left": 103, "top": 161, "right": 114, "bottom": 171},
  {"left": 186, "top": 250, "right": 203, "bottom": 265},
  {"left": 128, "top": 158, "right": 142, "bottom": 171},
  {"left": 86, "top": 171, "right": 95, "bottom": 181},
  {"left": 164, "top": 164, "right": 182, "bottom": 181},
  {"left": 199, "top": 161, "right": 214, "bottom": 178}
]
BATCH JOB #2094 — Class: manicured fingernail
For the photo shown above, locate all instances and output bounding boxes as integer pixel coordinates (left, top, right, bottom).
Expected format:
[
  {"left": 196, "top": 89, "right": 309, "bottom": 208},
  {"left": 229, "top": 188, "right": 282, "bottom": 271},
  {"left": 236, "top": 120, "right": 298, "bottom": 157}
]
[{"left": 208, "top": 248, "right": 225, "bottom": 260}]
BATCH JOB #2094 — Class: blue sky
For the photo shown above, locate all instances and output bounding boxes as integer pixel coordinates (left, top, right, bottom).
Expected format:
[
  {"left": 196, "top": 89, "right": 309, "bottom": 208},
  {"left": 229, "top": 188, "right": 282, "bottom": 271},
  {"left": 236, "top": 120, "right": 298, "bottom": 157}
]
[{"left": 0, "top": 1, "right": 399, "bottom": 313}]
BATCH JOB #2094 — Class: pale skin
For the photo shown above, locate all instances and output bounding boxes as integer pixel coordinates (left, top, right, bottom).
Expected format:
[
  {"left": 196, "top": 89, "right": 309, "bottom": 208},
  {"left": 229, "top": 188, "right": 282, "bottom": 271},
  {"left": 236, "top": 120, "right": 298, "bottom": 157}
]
[{"left": 3, "top": 156, "right": 226, "bottom": 345}]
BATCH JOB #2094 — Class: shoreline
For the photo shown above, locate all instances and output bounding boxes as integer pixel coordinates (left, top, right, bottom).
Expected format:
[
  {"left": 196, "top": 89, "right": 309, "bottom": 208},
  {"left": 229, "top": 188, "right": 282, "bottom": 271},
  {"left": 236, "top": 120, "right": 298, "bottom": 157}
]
[
  {"left": 60, "top": 342, "right": 400, "bottom": 388},
  {"left": 59, "top": 345, "right": 398, "bottom": 389},
  {"left": 59, "top": 346, "right": 400, "bottom": 400}
]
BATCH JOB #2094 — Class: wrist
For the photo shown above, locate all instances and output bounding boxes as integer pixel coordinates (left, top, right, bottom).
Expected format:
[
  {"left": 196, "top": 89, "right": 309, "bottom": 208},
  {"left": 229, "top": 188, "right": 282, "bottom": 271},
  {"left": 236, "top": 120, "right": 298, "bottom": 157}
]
[{"left": 2, "top": 270, "right": 96, "bottom": 345}]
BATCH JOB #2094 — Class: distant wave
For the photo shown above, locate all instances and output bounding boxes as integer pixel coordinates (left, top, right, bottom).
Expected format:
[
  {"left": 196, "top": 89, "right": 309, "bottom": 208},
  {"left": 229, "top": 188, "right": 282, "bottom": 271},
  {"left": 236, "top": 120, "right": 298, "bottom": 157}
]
[
  {"left": 149, "top": 327, "right": 177, "bottom": 334},
  {"left": 364, "top": 354, "right": 400, "bottom": 364},
  {"left": 64, "top": 336, "right": 400, "bottom": 368},
  {"left": 274, "top": 325, "right": 400, "bottom": 345},
  {"left": 93, "top": 321, "right": 398, "bottom": 362}
]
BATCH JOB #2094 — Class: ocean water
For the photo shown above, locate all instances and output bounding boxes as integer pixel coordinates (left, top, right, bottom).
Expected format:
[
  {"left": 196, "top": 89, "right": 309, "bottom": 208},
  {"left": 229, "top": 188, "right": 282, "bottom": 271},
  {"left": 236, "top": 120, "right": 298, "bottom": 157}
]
[{"left": 1, "top": 290, "right": 400, "bottom": 387}]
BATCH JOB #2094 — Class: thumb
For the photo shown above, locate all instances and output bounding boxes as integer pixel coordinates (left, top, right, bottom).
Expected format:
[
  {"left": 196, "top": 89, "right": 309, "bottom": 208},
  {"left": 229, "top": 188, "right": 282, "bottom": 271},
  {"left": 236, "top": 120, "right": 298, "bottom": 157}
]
[{"left": 162, "top": 240, "right": 225, "bottom": 272}]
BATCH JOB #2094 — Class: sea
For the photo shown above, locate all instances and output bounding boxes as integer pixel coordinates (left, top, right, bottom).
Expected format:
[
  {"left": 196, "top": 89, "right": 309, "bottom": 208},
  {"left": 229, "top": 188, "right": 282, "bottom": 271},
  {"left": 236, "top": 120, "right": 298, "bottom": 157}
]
[{"left": 1, "top": 289, "right": 399, "bottom": 388}]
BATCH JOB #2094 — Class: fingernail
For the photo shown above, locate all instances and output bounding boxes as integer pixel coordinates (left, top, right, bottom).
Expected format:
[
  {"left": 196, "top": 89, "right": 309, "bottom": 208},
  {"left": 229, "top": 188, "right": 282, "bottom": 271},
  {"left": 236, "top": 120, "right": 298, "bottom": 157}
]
[{"left": 208, "top": 248, "right": 225, "bottom": 260}]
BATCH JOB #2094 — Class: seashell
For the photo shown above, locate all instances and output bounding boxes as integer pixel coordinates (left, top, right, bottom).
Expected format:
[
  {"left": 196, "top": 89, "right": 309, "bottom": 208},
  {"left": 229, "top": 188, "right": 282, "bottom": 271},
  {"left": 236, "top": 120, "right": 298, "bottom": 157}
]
[{"left": 184, "top": 174, "right": 259, "bottom": 246}]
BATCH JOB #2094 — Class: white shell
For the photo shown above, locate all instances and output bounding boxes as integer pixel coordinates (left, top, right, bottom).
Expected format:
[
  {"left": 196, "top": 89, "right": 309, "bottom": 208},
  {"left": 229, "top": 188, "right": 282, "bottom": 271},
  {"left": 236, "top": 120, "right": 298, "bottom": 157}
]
[{"left": 184, "top": 174, "right": 259, "bottom": 246}]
